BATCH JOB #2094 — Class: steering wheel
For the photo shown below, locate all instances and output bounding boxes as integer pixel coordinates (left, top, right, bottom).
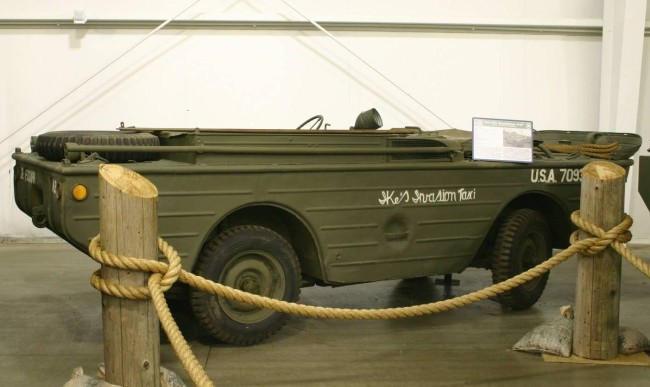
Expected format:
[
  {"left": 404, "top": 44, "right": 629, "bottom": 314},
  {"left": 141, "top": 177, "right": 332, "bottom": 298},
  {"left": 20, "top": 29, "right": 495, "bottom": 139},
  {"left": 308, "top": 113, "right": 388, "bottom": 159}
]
[{"left": 296, "top": 115, "right": 324, "bottom": 130}]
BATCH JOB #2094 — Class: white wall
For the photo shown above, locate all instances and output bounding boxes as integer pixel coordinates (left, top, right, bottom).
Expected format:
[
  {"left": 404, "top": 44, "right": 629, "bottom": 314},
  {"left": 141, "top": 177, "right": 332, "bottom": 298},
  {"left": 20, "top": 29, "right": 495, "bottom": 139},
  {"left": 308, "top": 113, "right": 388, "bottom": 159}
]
[
  {"left": 1, "top": 0, "right": 648, "bottom": 241},
  {"left": 629, "top": 38, "right": 650, "bottom": 243}
]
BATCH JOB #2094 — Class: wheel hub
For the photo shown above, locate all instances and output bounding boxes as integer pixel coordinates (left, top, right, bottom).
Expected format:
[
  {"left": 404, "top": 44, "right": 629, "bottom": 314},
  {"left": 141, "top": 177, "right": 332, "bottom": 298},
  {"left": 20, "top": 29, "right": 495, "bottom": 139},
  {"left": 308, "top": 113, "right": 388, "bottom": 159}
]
[
  {"left": 239, "top": 275, "right": 261, "bottom": 295},
  {"left": 217, "top": 250, "right": 286, "bottom": 323}
]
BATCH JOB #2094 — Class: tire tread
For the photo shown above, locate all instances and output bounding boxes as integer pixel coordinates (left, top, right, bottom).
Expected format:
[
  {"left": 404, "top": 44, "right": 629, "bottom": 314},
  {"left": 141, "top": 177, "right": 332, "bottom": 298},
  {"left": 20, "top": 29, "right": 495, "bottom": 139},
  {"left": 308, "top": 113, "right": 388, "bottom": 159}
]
[
  {"left": 491, "top": 209, "right": 550, "bottom": 310},
  {"left": 190, "top": 225, "right": 301, "bottom": 346},
  {"left": 35, "top": 131, "right": 160, "bottom": 162}
]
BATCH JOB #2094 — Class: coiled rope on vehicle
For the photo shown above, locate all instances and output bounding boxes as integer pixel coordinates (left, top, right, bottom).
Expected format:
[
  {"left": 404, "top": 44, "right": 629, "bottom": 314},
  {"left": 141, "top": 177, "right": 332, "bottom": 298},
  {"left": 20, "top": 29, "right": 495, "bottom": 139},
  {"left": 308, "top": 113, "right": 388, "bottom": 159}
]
[
  {"left": 87, "top": 210, "right": 648, "bottom": 387},
  {"left": 537, "top": 142, "right": 622, "bottom": 159}
]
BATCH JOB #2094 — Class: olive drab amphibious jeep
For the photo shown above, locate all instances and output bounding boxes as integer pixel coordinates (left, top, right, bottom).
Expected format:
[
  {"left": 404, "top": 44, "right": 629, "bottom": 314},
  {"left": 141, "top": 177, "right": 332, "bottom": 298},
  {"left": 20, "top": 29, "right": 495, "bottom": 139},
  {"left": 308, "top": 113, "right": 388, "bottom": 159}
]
[{"left": 12, "top": 110, "right": 642, "bottom": 345}]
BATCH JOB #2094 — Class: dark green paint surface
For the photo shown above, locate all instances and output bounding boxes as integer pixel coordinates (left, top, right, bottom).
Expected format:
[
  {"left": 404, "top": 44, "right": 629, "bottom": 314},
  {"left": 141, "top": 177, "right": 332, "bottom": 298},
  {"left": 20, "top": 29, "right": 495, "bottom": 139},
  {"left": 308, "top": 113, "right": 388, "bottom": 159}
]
[{"left": 12, "top": 128, "right": 638, "bottom": 291}]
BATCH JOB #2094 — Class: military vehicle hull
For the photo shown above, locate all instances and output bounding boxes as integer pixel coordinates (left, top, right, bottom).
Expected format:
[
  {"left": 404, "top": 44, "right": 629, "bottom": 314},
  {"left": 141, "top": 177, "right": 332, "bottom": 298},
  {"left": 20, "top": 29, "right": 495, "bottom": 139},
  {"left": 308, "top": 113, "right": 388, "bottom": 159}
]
[{"left": 12, "top": 126, "right": 641, "bottom": 344}]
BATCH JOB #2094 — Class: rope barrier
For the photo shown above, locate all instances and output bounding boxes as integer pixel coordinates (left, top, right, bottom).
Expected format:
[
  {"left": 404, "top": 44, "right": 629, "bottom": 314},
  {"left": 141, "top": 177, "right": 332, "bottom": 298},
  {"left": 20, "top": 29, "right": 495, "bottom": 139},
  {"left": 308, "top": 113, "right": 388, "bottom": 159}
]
[{"left": 87, "top": 210, "right": 650, "bottom": 386}]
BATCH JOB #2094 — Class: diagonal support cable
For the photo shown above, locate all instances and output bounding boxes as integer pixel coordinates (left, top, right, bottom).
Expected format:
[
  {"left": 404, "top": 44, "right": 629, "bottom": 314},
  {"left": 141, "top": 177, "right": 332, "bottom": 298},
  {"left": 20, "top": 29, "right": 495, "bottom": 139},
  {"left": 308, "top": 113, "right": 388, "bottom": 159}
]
[
  {"left": 0, "top": 0, "right": 201, "bottom": 146},
  {"left": 278, "top": 0, "right": 454, "bottom": 129}
]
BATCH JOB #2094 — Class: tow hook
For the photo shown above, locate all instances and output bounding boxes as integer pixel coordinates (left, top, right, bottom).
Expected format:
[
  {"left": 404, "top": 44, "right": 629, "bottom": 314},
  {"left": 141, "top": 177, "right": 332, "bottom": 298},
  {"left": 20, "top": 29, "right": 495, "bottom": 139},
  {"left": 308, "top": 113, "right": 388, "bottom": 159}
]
[{"left": 31, "top": 205, "right": 47, "bottom": 228}]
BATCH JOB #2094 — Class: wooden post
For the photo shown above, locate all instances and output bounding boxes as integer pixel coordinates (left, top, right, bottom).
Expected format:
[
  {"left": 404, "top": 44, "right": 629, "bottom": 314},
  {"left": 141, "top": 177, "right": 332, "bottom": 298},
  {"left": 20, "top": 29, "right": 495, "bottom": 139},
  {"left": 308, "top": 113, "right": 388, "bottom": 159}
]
[
  {"left": 573, "top": 161, "right": 626, "bottom": 360},
  {"left": 99, "top": 164, "right": 160, "bottom": 386}
]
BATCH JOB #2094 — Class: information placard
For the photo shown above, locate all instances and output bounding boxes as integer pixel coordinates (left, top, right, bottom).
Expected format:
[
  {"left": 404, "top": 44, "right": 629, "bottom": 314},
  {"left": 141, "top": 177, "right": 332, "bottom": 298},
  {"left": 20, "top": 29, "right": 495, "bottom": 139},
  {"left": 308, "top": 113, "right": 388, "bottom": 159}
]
[{"left": 472, "top": 118, "right": 533, "bottom": 163}]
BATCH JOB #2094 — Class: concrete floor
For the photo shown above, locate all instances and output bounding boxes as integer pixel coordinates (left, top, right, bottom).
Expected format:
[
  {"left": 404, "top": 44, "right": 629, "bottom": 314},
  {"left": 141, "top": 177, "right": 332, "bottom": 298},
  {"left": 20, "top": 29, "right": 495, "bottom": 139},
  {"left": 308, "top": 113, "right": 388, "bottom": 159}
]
[{"left": 0, "top": 243, "right": 649, "bottom": 386}]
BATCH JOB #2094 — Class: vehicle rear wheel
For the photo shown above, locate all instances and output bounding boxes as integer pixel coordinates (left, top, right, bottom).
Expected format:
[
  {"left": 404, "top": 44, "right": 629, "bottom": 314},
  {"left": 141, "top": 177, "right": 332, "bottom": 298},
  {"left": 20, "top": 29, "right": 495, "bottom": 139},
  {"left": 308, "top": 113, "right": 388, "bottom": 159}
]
[
  {"left": 491, "top": 209, "right": 551, "bottom": 310},
  {"left": 190, "top": 226, "right": 301, "bottom": 345},
  {"left": 35, "top": 130, "right": 159, "bottom": 162}
]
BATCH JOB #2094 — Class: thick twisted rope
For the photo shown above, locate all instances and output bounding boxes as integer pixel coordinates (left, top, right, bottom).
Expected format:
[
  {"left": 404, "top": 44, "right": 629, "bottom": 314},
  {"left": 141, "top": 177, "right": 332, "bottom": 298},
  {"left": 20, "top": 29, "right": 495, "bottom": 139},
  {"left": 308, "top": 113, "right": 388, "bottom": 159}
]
[
  {"left": 148, "top": 273, "right": 214, "bottom": 387},
  {"left": 570, "top": 211, "right": 649, "bottom": 276},
  {"left": 89, "top": 237, "right": 183, "bottom": 299},
  {"left": 89, "top": 237, "right": 570, "bottom": 319},
  {"left": 538, "top": 142, "right": 621, "bottom": 159},
  {"left": 87, "top": 210, "right": 650, "bottom": 386},
  {"left": 90, "top": 236, "right": 212, "bottom": 387}
]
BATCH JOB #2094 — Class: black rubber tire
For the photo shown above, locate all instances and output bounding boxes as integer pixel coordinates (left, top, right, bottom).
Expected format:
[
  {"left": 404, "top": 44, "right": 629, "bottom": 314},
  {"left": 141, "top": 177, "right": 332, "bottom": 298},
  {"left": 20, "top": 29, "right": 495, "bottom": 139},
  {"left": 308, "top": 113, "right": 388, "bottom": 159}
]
[
  {"left": 190, "top": 226, "right": 301, "bottom": 346},
  {"left": 491, "top": 209, "right": 552, "bottom": 310},
  {"left": 35, "top": 131, "right": 159, "bottom": 162}
]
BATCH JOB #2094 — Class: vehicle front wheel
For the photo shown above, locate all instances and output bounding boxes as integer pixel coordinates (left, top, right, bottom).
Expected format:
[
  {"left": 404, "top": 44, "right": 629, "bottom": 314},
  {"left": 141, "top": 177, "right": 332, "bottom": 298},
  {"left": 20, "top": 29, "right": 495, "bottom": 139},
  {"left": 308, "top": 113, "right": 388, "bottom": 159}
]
[
  {"left": 190, "top": 226, "right": 301, "bottom": 345},
  {"left": 491, "top": 209, "right": 552, "bottom": 310}
]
